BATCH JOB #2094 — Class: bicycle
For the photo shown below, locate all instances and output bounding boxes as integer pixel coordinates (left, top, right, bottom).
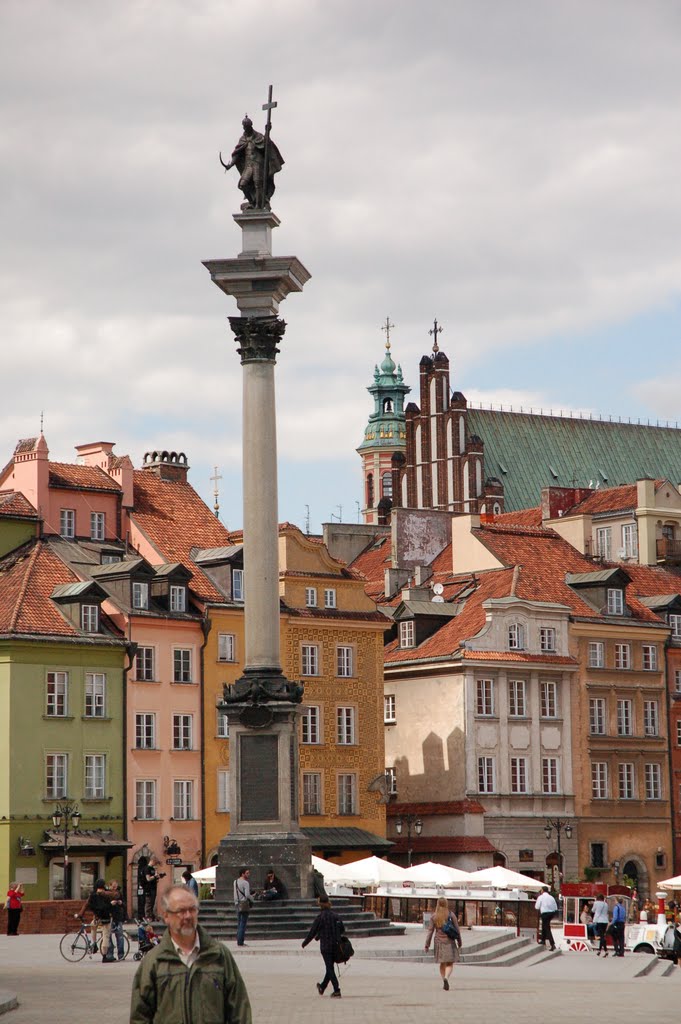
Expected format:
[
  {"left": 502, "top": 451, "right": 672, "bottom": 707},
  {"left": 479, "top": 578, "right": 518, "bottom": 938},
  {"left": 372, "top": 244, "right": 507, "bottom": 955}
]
[{"left": 59, "top": 915, "right": 130, "bottom": 962}]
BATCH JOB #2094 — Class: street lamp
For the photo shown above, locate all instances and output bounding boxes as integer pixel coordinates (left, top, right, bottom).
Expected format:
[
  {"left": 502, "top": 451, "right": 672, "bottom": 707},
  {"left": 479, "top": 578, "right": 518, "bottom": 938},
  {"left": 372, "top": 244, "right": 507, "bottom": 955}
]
[
  {"left": 394, "top": 814, "right": 423, "bottom": 868},
  {"left": 52, "top": 802, "right": 81, "bottom": 900},
  {"left": 544, "top": 818, "right": 572, "bottom": 892}
]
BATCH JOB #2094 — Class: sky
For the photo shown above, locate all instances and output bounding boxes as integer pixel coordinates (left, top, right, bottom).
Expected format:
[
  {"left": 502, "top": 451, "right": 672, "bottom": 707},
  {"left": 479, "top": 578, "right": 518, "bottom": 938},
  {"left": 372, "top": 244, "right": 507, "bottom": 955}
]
[{"left": 2, "top": 1, "right": 681, "bottom": 533}]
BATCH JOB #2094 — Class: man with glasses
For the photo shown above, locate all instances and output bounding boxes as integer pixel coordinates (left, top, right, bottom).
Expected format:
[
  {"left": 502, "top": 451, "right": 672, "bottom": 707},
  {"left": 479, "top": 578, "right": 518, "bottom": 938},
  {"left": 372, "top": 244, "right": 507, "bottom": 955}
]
[{"left": 130, "top": 884, "right": 252, "bottom": 1024}]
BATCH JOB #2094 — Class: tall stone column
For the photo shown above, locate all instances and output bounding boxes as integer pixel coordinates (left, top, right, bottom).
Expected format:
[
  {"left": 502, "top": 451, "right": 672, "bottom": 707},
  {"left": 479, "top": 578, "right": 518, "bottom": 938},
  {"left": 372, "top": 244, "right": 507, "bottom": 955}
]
[{"left": 204, "top": 206, "right": 312, "bottom": 899}]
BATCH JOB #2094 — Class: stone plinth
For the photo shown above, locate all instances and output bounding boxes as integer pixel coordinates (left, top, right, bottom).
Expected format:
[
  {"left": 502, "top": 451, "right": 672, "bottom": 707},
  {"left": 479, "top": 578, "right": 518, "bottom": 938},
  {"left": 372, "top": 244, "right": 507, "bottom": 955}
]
[{"left": 216, "top": 691, "right": 312, "bottom": 899}]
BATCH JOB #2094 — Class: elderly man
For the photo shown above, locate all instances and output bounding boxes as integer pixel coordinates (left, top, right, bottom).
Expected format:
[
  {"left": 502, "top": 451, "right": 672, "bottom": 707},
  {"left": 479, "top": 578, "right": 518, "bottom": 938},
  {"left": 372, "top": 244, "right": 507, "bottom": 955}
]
[{"left": 130, "top": 884, "right": 251, "bottom": 1024}]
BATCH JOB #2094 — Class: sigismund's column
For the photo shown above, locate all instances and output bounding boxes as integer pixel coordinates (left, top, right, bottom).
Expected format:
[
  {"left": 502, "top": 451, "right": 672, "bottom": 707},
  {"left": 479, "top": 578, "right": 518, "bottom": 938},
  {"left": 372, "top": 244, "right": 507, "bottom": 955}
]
[{"left": 204, "top": 98, "right": 312, "bottom": 899}]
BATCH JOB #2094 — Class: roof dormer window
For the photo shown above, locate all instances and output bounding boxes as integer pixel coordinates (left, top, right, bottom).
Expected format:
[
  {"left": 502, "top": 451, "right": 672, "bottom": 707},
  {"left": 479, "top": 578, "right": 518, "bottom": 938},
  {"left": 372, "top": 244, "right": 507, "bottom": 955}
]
[
  {"left": 399, "top": 620, "right": 415, "bottom": 649},
  {"left": 607, "top": 588, "right": 624, "bottom": 615},
  {"left": 81, "top": 604, "right": 99, "bottom": 633},
  {"left": 170, "top": 585, "right": 186, "bottom": 613},
  {"left": 508, "top": 623, "right": 525, "bottom": 650},
  {"left": 132, "top": 582, "right": 149, "bottom": 610}
]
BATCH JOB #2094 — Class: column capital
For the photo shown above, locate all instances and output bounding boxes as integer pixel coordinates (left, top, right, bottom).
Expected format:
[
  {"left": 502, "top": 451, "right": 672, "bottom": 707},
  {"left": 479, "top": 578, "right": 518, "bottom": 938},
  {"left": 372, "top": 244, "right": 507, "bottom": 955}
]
[{"left": 228, "top": 315, "right": 287, "bottom": 364}]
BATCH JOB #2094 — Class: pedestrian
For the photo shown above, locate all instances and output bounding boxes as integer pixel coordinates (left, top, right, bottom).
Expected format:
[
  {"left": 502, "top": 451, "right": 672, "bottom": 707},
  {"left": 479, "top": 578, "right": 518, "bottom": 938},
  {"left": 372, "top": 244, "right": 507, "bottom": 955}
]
[
  {"left": 261, "top": 869, "right": 286, "bottom": 901},
  {"left": 77, "top": 878, "right": 115, "bottom": 963},
  {"left": 143, "top": 857, "right": 165, "bottom": 920},
  {"left": 107, "top": 879, "right": 128, "bottom": 961},
  {"left": 301, "top": 897, "right": 344, "bottom": 998},
  {"left": 424, "top": 896, "right": 462, "bottom": 991},
  {"left": 6, "top": 882, "right": 24, "bottom": 936},
  {"left": 535, "top": 886, "right": 558, "bottom": 951},
  {"left": 312, "top": 867, "right": 328, "bottom": 902},
  {"left": 182, "top": 869, "right": 199, "bottom": 898},
  {"left": 130, "top": 883, "right": 252, "bottom": 1024},
  {"left": 592, "top": 892, "right": 610, "bottom": 956},
  {"left": 233, "top": 867, "right": 251, "bottom": 947},
  {"left": 611, "top": 896, "right": 627, "bottom": 957}
]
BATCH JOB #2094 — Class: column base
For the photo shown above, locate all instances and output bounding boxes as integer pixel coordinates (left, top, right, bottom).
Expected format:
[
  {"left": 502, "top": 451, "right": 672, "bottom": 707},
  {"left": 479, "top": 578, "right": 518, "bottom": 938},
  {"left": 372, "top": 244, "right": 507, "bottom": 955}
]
[{"left": 216, "top": 831, "right": 313, "bottom": 900}]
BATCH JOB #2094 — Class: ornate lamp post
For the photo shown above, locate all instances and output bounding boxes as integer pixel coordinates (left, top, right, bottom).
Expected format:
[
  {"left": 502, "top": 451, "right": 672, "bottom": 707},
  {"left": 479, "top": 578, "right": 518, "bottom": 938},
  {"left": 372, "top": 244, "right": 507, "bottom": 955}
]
[
  {"left": 52, "top": 802, "right": 81, "bottom": 900},
  {"left": 395, "top": 814, "right": 423, "bottom": 868},
  {"left": 544, "top": 818, "right": 572, "bottom": 892}
]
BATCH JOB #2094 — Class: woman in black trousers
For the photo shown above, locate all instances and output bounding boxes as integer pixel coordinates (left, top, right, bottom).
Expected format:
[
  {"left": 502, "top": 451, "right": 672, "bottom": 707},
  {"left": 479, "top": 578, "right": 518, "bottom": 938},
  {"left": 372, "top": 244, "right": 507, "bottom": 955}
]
[{"left": 301, "top": 898, "right": 344, "bottom": 998}]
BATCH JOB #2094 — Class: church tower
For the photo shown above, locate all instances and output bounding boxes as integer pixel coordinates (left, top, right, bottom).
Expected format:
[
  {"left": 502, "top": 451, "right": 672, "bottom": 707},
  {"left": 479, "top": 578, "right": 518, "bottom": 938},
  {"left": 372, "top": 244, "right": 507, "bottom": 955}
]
[{"left": 357, "top": 332, "right": 410, "bottom": 524}]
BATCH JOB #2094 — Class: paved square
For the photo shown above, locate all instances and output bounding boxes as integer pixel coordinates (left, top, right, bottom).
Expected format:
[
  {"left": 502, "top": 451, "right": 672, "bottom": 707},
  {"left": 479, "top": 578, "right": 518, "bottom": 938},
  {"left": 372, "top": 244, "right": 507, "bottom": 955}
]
[{"left": 0, "top": 933, "right": 679, "bottom": 1023}]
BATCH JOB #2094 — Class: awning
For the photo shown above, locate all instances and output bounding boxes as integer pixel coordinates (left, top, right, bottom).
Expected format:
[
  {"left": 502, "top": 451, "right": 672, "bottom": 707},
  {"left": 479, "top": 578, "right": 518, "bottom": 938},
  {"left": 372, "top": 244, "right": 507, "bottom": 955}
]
[
  {"left": 40, "top": 828, "right": 133, "bottom": 853},
  {"left": 302, "top": 827, "right": 393, "bottom": 856}
]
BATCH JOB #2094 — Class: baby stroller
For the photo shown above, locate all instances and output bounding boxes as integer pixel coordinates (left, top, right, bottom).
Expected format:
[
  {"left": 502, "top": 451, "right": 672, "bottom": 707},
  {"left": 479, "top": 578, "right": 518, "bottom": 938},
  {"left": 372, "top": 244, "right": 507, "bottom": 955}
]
[{"left": 132, "top": 919, "right": 161, "bottom": 961}]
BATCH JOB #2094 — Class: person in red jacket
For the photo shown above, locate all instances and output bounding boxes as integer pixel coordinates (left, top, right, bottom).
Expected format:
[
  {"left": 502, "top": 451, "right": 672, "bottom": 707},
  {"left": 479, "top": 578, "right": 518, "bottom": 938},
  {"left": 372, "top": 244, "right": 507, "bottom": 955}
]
[{"left": 6, "top": 882, "right": 24, "bottom": 935}]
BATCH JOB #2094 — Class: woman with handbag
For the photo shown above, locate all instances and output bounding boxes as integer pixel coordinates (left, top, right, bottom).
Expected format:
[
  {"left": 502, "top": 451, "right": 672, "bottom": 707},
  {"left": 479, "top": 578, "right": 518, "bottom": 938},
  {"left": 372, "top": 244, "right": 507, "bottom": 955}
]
[
  {"left": 301, "top": 898, "right": 344, "bottom": 998},
  {"left": 424, "top": 897, "right": 462, "bottom": 990}
]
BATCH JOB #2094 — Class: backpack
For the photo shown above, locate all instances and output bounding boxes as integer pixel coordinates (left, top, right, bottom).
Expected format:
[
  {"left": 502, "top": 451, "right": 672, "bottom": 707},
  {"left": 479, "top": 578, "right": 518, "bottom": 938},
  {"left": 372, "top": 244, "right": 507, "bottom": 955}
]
[{"left": 442, "top": 915, "right": 460, "bottom": 942}]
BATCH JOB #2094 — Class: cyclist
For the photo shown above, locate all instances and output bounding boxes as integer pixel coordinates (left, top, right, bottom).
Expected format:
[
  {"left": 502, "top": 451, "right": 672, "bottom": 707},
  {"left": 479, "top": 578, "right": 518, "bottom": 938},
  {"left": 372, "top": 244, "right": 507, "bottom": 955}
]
[{"left": 76, "top": 878, "right": 115, "bottom": 963}]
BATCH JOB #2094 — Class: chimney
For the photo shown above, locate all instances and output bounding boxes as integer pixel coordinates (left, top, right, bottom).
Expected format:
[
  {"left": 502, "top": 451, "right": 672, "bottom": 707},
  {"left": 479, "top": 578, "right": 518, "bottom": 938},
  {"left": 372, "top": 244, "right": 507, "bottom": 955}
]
[
  {"left": 141, "top": 450, "right": 190, "bottom": 483},
  {"left": 10, "top": 435, "right": 49, "bottom": 516}
]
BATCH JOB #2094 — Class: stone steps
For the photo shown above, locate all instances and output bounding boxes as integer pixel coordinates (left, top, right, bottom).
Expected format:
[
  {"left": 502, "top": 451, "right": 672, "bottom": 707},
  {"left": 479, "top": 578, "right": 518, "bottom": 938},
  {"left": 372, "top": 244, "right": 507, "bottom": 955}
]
[{"left": 199, "top": 897, "right": 404, "bottom": 940}]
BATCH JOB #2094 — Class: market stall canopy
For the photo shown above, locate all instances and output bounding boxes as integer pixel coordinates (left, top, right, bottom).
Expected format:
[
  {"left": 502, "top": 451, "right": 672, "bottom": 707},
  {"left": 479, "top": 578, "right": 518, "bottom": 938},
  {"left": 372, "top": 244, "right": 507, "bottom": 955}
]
[
  {"left": 404, "top": 861, "right": 472, "bottom": 886},
  {"left": 466, "top": 866, "right": 545, "bottom": 890},
  {"left": 311, "top": 855, "right": 349, "bottom": 882},
  {"left": 658, "top": 875, "right": 681, "bottom": 889},
  {"left": 334, "top": 856, "right": 408, "bottom": 885},
  {"left": 192, "top": 865, "right": 217, "bottom": 882}
]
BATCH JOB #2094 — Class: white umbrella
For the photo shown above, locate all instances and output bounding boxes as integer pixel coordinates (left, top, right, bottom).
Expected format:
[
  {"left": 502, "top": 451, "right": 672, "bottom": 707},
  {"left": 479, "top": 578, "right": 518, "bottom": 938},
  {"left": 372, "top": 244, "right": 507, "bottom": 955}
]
[
  {"left": 466, "top": 866, "right": 545, "bottom": 890},
  {"left": 404, "top": 861, "right": 471, "bottom": 886},
  {"left": 192, "top": 865, "right": 217, "bottom": 882},
  {"left": 312, "top": 855, "right": 349, "bottom": 882},
  {"left": 658, "top": 875, "right": 681, "bottom": 889},
  {"left": 334, "top": 856, "right": 408, "bottom": 886}
]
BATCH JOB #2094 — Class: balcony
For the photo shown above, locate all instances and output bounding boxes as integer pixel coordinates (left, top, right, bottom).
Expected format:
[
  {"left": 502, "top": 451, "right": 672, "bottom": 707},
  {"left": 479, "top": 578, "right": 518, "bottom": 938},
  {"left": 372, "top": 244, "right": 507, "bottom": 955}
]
[{"left": 656, "top": 538, "right": 681, "bottom": 565}]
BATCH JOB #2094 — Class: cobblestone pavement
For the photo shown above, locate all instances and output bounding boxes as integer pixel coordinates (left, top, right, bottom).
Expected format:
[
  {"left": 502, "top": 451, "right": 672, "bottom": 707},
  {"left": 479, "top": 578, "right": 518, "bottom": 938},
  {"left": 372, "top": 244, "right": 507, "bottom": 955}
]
[{"left": 0, "top": 933, "right": 679, "bottom": 1023}]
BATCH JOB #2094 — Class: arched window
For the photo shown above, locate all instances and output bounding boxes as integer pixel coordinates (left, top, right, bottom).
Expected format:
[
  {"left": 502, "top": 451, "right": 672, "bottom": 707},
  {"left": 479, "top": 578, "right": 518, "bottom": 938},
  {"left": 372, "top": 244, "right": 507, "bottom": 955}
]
[
  {"left": 382, "top": 397, "right": 393, "bottom": 413},
  {"left": 366, "top": 473, "right": 374, "bottom": 508},
  {"left": 381, "top": 472, "right": 392, "bottom": 499}
]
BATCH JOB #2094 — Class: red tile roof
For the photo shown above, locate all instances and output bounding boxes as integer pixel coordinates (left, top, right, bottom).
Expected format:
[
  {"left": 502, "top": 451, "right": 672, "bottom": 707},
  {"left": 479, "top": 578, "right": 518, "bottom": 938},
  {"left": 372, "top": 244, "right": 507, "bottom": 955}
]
[
  {"left": 392, "top": 835, "right": 497, "bottom": 854},
  {"left": 493, "top": 507, "right": 543, "bottom": 528},
  {"left": 49, "top": 463, "right": 121, "bottom": 492},
  {"left": 460, "top": 650, "right": 577, "bottom": 664},
  {"left": 385, "top": 568, "right": 516, "bottom": 663},
  {"left": 350, "top": 535, "right": 391, "bottom": 602},
  {"left": 387, "top": 800, "right": 485, "bottom": 816},
  {"left": 0, "top": 491, "right": 38, "bottom": 519},
  {"left": 562, "top": 481, "right": 664, "bottom": 517},
  {"left": 0, "top": 542, "right": 94, "bottom": 637},
  {"left": 131, "top": 471, "right": 232, "bottom": 602}
]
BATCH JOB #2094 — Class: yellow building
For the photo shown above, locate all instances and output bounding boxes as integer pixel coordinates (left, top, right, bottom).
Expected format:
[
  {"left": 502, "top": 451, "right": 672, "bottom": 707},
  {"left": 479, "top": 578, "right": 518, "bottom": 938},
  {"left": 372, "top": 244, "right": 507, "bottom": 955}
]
[{"left": 203, "top": 525, "right": 390, "bottom": 864}]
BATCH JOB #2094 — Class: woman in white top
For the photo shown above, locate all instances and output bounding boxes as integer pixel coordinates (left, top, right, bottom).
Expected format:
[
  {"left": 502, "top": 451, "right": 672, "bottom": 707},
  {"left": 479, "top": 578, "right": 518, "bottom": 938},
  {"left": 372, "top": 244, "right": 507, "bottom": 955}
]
[{"left": 591, "top": 894, "right": 610, "bottom": 956}]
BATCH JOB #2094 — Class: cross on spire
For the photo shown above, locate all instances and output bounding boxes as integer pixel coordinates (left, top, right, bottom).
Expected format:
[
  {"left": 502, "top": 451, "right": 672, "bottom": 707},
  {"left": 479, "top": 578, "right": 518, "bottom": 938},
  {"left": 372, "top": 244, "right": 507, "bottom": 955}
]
[
  {"left": 429, "top": 317, "right": 444, "bottom": 353},
  {"left": 381, "top": 317, "right": 396, "bottom": 350},
  {"left": 210, "top": 466, "right": 223, "bottom": 519}
]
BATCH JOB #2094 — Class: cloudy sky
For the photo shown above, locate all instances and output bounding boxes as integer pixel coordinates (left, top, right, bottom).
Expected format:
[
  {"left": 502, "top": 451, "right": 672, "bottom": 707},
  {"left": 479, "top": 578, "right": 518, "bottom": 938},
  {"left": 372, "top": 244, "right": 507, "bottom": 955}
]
[{"left": 2, "top": 1, "right": 681, "bottom": 532}]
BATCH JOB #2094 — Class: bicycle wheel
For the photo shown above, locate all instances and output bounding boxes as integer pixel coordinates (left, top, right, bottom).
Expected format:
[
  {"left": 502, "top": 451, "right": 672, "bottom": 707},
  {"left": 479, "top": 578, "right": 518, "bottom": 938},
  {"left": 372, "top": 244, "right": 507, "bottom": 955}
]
[
  {"left": 60, "top": 930, "right": 88, "bottom": 962},
  {"left": 119, "top": 931, "right": 131, "bottom": 961}
]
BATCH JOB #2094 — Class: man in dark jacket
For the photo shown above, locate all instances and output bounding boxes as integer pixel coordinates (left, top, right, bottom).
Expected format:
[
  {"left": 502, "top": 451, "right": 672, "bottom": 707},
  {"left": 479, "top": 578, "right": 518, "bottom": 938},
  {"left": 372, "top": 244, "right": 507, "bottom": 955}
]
[
  {"left": 130, "top": 884, "right": 251, "bottom": 1024},
  {"left": 301, "top": 898, "right": 344, "bottom": 998},
  {"left": 261, "top": 869, "right": 286, "bottom": 901},
  {"left": 77, "top": 878, "right": 115, "bottom": 963},
  {"left": 107, "top": 879, "right": 127, "bottom": 961}
]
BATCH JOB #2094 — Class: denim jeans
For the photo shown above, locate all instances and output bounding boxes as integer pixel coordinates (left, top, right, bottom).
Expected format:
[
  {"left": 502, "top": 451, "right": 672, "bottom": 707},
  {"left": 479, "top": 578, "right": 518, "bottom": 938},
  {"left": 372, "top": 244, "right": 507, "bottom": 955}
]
[
  {"left": 108, "top": 921, "right": 126, "bottom": 959},
  {"left": 236, "top": 911, "right": 249, "bottom": 945}
]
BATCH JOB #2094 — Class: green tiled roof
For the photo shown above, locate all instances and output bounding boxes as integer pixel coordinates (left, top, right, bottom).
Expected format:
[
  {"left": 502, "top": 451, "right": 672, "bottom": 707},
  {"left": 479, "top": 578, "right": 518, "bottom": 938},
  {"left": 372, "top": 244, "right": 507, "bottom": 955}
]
[{"left": 468, "top": 409, "right": 681, "bottom": 511}]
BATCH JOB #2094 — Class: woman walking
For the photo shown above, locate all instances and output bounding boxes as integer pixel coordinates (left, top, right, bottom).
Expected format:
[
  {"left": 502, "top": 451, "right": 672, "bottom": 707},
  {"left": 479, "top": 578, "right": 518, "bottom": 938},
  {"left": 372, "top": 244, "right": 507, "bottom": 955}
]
[
  {"left": 6, "top": 882, "right": 24, "bottom": 935},
  {"left": 424, "top": 897, "right": 462, "bottom": 990},
  {"left": 301, "top": 898, "right": 344, "bottom": 998}
]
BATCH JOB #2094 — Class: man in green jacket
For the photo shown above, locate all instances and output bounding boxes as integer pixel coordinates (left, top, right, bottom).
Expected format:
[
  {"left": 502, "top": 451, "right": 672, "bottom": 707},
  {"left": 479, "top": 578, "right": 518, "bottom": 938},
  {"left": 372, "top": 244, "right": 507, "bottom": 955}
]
[{"left": 130, "top": 884, "right": 252, "bottom": 1024}]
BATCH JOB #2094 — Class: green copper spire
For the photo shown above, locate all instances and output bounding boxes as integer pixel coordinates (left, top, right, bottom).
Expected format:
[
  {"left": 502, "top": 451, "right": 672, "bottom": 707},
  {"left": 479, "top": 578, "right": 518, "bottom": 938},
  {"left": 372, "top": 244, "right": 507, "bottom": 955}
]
[{"left": 357, "top": 328, "right": 410, "bottom": 453}]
